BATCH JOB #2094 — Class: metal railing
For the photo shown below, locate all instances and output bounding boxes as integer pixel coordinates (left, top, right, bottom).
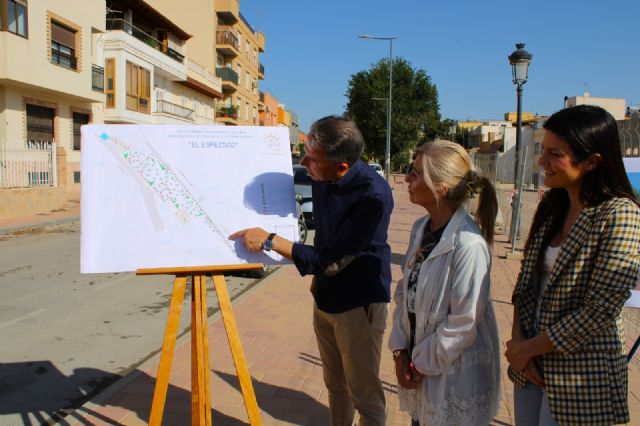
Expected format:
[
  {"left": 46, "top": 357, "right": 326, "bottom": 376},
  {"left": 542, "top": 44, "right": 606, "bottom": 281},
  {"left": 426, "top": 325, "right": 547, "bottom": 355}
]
[
  {"left": 471, "top": 153, "right": 499, "bottom": 187},
  {"left": 216, "top": 29, "right": 240, "bottom": 52},
  {"left": 155, "top": 100, "right": 194, "bottom": 120},
  {"left": 51, "top": 50, "right": 77, "bottom": 70},
  {"left": 215, "top": 67, "right": 239, "bottom": 84},
  {"left": 472, "top": 148, "right": 542, "bottom": 189},
  {"left": 0, "top": 141, "right": 56, "bottom": 188},
  {"left": 258, "top": 62, "right": 265, "bottom": 77},
  {"left": 92, "top": 64, "right": 104, "bottom": 92},
  {"left": 106, "top": 19, "right": 185, "bottom": 63}
]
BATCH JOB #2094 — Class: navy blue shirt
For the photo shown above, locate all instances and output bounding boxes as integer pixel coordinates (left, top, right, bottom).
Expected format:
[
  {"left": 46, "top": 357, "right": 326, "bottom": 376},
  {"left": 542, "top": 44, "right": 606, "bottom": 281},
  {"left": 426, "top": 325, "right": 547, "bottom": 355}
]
[{"left": 291, "top": 160, "right": 394, "bottom": 313}]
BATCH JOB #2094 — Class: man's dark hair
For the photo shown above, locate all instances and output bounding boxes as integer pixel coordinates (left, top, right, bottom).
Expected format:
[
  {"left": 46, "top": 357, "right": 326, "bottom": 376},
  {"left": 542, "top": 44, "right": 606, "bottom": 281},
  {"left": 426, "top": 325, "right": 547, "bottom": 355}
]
[{"left": 307, "top": 115, "right": 364, "bottom": 165}]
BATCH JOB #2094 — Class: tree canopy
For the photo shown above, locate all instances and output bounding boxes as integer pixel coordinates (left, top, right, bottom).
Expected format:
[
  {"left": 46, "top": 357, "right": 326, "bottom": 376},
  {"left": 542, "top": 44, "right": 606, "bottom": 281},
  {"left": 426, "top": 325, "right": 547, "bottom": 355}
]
[{"left": 345, "top": 58, "right": 442, "bottom": 169}]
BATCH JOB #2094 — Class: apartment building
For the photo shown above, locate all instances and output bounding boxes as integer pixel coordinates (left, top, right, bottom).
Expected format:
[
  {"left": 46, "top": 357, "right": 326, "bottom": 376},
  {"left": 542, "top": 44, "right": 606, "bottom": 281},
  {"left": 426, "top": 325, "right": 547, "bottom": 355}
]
[
  {"left": 145, "top": 0, "right": 223, "bottom": 124},
  {"left": 0, "top": 0, "right": 106, "bottom": 215},
  {"left": 215, "top": 0, "right": 264, "bottom": 125},
  {"left": 259, "top": 91, "right": 278, "bottom": 126},
  {"left": 101, "top": 0, "right": 222, "bottom": 126}
]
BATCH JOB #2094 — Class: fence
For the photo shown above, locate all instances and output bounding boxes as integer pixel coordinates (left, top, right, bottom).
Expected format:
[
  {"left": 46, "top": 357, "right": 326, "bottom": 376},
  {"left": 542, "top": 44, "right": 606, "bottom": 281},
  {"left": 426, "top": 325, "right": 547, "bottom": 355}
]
[
  {"left": 471, "top": 153, "right": 499, "bottom": 186},
  {"left": 471, "top": 147, "right": 543, "bottom": 189},
  {"left": 0, "top": 141, "right": 56, "bottom": 189}
]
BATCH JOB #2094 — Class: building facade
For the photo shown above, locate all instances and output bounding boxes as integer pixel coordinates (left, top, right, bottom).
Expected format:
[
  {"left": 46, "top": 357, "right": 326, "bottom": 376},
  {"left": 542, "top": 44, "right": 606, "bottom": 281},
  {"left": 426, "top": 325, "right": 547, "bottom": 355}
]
[
  {"left": 101, "top": 0, "right": 222, "bottom": 127},
  {"left": 215, "top": 0, "right": 264, "bottom": 126},
  {"left": 0, "top": 0, "right": 106, "bottom": 216},
  {"left": 565, "top": 94, "right": 626, "bottom": 121}
]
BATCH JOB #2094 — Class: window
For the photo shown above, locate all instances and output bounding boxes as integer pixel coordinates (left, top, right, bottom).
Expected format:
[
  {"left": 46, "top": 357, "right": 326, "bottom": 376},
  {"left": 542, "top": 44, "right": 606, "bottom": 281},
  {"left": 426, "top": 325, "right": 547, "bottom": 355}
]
[
  {"left": 126, "top": 61, "right": 150, "bottom": 114},
  {"left": 74, "top": 171, "right": 81, "bottom": 183},
  {"left": 51, "top": 21, "right": 77, "bottom": 70},
  {"left": 105, "top": 58, "right": 115, "bottom": 108},
  {"left": 72, "top": 112, "right": 89, "bottom": 150},
  {"left": 26, "top": 104, "right": 54, "bottom": 143},
  {"left": 1, "top": 0, "right": 28, "bottom": 37}
]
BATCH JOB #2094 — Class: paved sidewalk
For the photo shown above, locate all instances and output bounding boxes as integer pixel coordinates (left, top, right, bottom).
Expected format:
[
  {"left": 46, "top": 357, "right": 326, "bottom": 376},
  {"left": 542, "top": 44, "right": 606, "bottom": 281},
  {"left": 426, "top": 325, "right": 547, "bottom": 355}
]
[
  {"left": 4, "top": 178, "right": 638, "bottom": 425},
  {"left": 0, "top": 199, "right": 80, "bottom": 234}
]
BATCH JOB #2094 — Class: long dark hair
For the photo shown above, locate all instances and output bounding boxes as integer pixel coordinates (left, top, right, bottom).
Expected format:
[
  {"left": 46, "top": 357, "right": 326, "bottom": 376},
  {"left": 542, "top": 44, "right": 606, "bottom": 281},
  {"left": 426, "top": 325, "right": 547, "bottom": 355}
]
[{"left": 526, "top": 104, "right": 637, "bottom": 250}]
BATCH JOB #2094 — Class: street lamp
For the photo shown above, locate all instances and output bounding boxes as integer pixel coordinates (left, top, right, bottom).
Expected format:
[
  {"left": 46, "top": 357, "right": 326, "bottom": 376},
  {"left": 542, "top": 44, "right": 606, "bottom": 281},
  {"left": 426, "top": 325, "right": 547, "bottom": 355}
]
[
  {"left": 358, "top": 34, "right": 397, "bottom": 181},
  {"left": 508, "top": 43, "right": 533, "bottom": 253}
]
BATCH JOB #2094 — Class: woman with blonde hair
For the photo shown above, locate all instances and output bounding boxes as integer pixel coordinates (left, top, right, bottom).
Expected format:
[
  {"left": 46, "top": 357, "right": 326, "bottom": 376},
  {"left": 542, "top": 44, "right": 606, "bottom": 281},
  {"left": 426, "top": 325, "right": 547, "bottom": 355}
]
[{"left": 389, "top": 140, "right": 501, "bottom": 425}]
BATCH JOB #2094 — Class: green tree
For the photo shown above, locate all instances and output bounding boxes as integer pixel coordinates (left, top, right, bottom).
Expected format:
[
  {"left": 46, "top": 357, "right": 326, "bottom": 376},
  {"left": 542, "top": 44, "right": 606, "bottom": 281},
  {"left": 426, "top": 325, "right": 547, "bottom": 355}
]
[{"left": 346, "top": 58, "right": 441, "bottom": 169}]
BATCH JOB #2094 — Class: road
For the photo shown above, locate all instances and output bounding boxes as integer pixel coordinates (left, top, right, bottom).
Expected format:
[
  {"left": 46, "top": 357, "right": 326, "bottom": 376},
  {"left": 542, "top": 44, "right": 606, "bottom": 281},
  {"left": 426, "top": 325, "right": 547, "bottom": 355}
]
[{"left": 0, "top": 221, "right": 276, "bottom": 425}]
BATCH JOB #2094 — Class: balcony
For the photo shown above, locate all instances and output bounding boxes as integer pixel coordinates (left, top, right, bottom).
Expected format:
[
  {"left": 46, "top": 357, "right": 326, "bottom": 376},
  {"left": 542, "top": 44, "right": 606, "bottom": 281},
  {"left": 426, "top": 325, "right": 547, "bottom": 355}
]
[
  {"left": 216, "top": 105, "right": 239, "bottom": 125},
  {"left": 106, "top": 19, "right": 184, "bottom": 63},
  {"left": 184, "top": 59, "right": 222, "bottom": 98},
  {"left": 258, "top": 62, "right": 265, "bottom": 79},
  {"left": 155, "top": 100, "right": 194, "bottom": 121},
  {"left": 216, "top": 27, "right": 239, "bottom": 56},
  {"left": 216, "top": 67, "right": 239, "bottom": 93},
  {"left": 92, "top": 64, "right": 104, "bottom": 92},
  {"left": 216, "top": 0, "right": 239, "bottom": 24}
]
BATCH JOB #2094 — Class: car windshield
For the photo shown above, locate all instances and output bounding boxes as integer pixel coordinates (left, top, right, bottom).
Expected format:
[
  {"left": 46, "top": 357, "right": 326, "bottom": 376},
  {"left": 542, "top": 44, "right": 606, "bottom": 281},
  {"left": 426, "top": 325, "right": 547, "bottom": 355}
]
[{"left": 294, "top": 168, "right": 312, "bottom": 184}]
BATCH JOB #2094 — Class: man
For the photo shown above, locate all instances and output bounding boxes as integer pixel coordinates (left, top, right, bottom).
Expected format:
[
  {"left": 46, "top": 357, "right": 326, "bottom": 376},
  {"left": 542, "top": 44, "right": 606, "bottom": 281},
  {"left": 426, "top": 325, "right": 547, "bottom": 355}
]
[{"left": 230, "top": 115, "right": 393, "bottom": 426}]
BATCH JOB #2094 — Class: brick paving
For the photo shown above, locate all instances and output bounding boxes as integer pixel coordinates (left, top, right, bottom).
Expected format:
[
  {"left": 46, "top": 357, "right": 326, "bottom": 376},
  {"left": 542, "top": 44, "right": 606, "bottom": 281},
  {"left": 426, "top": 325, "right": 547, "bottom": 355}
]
[{"left": 2, "top": 176, "right": 638, "bottom": 425}]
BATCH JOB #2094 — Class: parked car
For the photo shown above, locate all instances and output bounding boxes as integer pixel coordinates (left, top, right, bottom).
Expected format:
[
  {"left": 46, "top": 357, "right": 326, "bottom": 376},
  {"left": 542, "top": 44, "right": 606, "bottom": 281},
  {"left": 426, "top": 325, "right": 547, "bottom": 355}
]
[
  {"left": 369, "top": 163, "right": 384, "bottom": 177},
  {"left": 293, "top": 165, "right": 313, "bottom": 226},
  {"left": 296, "top": 197, "right": 308, "bottom": 244}
]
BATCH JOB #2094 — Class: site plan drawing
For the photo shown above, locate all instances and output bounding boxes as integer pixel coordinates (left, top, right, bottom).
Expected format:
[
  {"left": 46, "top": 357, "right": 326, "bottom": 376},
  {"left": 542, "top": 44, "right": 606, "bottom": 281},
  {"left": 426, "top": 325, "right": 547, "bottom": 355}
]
[{"left": 81, "top": 125, "right": 297, "bottom": 273}]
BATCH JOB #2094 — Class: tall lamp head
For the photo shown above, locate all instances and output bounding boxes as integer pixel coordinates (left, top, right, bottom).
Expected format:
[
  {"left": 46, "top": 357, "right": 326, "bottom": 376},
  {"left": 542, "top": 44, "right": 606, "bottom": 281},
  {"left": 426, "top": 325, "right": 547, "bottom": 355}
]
[{"left": 508, "top": 43, "right": 533, "bottom": 86}]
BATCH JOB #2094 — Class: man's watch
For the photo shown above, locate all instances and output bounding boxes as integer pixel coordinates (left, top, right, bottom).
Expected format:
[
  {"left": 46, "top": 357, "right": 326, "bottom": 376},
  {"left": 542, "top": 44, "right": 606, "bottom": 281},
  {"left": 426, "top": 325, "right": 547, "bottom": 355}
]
[{"left": 262, "top": 233, "right": 276, "bottom": 251}]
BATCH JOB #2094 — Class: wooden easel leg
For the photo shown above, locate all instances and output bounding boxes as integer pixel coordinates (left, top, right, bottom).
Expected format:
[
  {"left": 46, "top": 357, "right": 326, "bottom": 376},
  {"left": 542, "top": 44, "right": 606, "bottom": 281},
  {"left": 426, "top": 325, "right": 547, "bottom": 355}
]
[
  {"left": 191, "top": 274, "right": 208, "bottom": 426},
  {"left": 149, "top": 276, "right": 187, "bottom": 426},
  {"left": 212, "top": 273, "right": 262, "bottom": 425},
  {"left": 200, "top": 275, "right": 212, "bottom": 426}
]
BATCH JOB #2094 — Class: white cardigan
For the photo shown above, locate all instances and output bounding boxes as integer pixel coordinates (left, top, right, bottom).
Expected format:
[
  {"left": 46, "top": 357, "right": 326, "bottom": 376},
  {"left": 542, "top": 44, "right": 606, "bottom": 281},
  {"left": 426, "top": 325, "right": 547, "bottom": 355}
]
[{"left": 388, "top": 207, "right": 501, "bottom": 425}]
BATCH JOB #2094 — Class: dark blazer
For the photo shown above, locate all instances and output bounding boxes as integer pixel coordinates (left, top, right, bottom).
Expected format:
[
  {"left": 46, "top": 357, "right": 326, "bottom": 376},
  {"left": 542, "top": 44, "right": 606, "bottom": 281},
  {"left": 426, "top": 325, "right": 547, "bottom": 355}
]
[{"left": 509, "top": 197, "right": 640, "bottom": 425}]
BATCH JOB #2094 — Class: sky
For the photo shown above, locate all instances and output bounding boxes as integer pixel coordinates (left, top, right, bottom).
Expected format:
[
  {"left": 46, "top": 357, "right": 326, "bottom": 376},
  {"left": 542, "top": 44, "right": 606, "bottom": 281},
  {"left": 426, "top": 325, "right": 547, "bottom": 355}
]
[{"left": 239, "top": 0, "right": 640, "bottom": 133}]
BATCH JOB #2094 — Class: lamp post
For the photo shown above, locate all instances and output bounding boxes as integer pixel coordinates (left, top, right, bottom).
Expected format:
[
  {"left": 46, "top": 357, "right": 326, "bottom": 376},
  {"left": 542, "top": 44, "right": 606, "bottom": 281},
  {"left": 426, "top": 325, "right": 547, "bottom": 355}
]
[
  {"left": 508, "top": 43, "right": 533, "bottom": 253},
  {"left": 359, "top": 34, "right": 397, "bottom": 181},
  {"left": 372, "top": 97, "right": 389, "bottom": 164}
]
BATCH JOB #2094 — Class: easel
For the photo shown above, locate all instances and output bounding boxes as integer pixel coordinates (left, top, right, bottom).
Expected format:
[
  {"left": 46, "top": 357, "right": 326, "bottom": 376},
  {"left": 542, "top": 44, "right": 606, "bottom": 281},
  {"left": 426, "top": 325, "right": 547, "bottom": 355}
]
[{"left": 137, "top": 264, "right": 265, "bottom": 426}]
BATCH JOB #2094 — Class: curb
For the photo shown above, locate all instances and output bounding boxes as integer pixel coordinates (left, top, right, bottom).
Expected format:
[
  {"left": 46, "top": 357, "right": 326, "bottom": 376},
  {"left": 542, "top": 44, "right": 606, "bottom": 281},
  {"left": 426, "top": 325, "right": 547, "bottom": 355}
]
[{"left": 0, "top": 215, "right": 80, "bottom": 235}]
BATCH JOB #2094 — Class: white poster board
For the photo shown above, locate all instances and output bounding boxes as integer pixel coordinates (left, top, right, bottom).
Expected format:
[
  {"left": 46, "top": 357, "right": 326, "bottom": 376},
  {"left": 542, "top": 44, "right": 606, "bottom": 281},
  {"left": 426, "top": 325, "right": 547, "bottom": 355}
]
[{"left": 80, "top": 125, "right": 297, "bottom": 273}]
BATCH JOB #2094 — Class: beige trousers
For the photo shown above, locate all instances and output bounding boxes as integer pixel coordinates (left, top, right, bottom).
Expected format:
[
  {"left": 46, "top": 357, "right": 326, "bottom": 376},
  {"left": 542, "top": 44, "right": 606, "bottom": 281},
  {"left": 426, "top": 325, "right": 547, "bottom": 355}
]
[{"left": 313, "top": 302, "right": 388, "bottom": 426}]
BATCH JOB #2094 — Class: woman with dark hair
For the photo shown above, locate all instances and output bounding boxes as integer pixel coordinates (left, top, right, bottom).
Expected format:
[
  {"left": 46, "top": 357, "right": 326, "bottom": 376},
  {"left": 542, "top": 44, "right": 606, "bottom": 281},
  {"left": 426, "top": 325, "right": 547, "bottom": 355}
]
[{"left": 505, "top": 105, "right": 640, "bottom": 425}]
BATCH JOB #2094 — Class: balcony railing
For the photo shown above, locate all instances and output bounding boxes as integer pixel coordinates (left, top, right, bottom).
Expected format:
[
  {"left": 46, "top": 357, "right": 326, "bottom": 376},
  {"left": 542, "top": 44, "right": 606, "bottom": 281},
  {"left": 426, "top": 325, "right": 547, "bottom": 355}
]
[
  {"left": 216, "top": 106, "right": 239, "bottom": 120},
  {"left": 216, "top": 29, "right": 240, "bottom": 52},
  {"left": 106, "top": 19, "right": 185, "bottom": 63},
  {"left": 258, "top": 62, "right": 265, "bottom": 77},
  {"left": 51, "top": 50, "right": 77, "bottom": 70},
  {"left": 156, "top": 100, "right": 194, "bottom": 120},
  {"left": 215, "top": 67, "right": 239, "bottom": 85},
  {"left": 92, "top": 64, "right": 104, "bottom": 92}
]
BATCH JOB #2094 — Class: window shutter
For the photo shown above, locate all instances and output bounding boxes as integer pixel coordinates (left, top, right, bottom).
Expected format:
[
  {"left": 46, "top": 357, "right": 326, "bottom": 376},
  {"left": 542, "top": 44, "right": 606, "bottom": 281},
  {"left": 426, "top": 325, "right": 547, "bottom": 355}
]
[{"left": 51, "top": 21, "right": 75, "bottom": 48}]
